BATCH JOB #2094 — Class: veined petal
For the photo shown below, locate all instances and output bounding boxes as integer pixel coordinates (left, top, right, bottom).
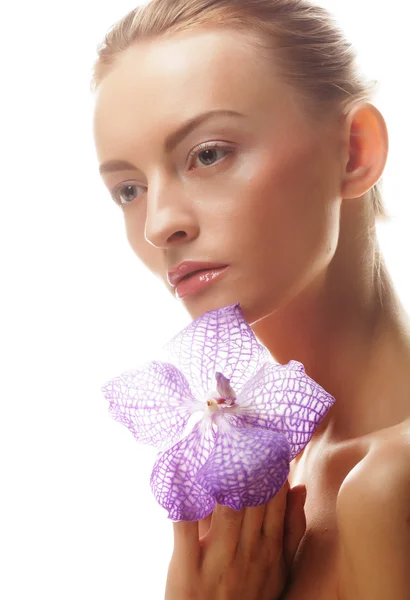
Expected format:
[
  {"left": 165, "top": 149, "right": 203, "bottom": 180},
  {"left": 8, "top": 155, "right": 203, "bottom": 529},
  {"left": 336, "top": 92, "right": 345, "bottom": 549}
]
[
  {"left": 230, "top": 360, "right": 336, "bottom": 460},
  {"left": 150, "top": 418, "right": 217, "bottom": 521},
  {"left": 195, "top": 416, "right": 290, "bottom": 509},
  {"left": 101, "top": 361, "right": 203, "bottom": 452},
  {"left": 163, "top": 303, "right": 271, "bottom": 399}
]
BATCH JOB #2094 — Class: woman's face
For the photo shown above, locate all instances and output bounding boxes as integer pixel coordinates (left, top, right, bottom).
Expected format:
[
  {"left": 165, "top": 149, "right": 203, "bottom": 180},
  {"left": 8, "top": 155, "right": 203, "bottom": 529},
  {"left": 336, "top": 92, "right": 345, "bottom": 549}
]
[{"left": 93, "top": 27, "right": 344, "bottom": 324}]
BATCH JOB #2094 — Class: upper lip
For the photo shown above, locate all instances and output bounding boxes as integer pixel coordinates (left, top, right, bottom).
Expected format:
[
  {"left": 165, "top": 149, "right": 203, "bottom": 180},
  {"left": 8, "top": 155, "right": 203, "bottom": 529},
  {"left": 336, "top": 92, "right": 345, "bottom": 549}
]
[{"left": 167, "top": 261, "right": 229, "bottom": 288}]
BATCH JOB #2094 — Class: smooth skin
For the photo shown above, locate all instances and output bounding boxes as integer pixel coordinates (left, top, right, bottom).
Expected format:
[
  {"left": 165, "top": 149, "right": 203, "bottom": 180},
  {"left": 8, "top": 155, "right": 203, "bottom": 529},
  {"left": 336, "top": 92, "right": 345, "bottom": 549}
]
[{"left": 93, "top": 27, "right": 410, "bottom": 600}]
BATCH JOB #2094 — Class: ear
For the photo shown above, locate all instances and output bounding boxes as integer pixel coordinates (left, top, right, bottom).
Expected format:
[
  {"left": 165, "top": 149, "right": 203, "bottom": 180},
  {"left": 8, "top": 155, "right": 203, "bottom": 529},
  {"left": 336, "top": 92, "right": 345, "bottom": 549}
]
[{"left": 340, "top": 102, "right": 389, "bottom": 200}]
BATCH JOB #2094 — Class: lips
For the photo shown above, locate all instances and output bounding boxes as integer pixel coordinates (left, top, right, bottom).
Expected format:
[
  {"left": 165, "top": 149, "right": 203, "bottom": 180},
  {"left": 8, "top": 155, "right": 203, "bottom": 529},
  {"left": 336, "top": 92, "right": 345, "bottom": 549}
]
[
  {"left": 175, "top": 266, "right": 230, "bottom": 299},
  {"left": 167, "top": 261, "right": 229, "bottom": 288},
  {"left": 178, "top": 269, "right": 207, "bottom": 283}
]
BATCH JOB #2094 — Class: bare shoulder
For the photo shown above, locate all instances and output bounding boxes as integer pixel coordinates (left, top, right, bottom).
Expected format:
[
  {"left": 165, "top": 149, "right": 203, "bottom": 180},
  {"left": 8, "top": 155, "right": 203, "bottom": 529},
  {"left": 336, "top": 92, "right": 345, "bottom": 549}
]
[
  {"left": 335, "top": 419, "right": 410, "bottom": 600},
  {"left": 337, "top": 418, "right": 410, "bottom": 515}
]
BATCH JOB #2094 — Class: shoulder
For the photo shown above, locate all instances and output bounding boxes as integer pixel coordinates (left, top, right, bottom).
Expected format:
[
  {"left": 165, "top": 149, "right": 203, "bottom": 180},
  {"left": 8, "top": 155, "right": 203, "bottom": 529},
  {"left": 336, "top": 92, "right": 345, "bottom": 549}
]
[
  {"left": 337, "top": 418, "right": 410, "bottom": 516},
  {"left": 335, "top": 420, "right": 410, "bottom": 600}
]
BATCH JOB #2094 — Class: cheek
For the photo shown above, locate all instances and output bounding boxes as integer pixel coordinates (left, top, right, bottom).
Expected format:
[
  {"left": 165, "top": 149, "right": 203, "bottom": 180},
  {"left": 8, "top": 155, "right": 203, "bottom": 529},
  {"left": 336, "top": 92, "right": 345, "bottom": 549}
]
[{"left": 232, "top": 142, "right": 340, "bottom": 276}]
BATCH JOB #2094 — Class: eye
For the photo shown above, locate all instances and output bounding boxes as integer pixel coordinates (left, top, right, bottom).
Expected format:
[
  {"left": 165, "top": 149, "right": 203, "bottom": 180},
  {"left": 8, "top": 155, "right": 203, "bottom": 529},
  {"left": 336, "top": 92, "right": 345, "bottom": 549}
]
[
  {"left": 111, "top": 181, "right": 145, "bottom": 207},
  {"left": 110, "top": 143, "right": 234, "bottom": 207},
  {"left": 188, "top": 142, "right": 234, "bottom": 170}
]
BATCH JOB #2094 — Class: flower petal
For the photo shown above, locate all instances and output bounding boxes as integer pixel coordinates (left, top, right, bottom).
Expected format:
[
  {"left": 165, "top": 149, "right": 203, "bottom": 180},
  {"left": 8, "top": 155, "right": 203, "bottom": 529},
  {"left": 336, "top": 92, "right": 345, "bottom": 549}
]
[
  {"left": 230, "top": 360, "right": 335, "bottom": 460},
  {"left": 215, "top": 372, "right": 236, "bottom": 403},
  {"left": 101, "top": 361, "right": 203, "bottom": 452},
  {"left": 195, "top": 417, "right": 290, "bottom": 509},
  {"left": 163, "top": 303, "right": 271, "bottom": 399},
  {"left": 150, "top": 418, "right": 217, "bottom": 521}
]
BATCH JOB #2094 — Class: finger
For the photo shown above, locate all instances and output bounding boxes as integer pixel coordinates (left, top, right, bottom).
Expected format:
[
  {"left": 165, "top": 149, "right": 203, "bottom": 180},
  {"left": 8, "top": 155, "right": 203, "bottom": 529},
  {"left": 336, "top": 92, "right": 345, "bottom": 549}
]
[
  {"left": 261, "top": 480, "right": 289, "bottom": 543},
  {"left": 283, "top": 484, "right": 307, "bottom": 567},
  {"left": 172, "top": 520, "right": 200, "bottom": 567},
  {"left": 236, "top": 504, "right": 266, "bottom": 558},
  {"left": 198, "top": 512, "right": 213, "bottom": 540},
  {"left": 207, "top": 503, "right": 245, "bottom": 557}
]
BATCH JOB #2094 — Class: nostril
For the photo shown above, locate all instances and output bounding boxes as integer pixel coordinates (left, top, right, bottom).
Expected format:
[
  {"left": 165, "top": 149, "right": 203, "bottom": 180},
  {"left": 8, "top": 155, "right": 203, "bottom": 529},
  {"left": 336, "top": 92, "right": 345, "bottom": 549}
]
[{"left": 168, "top": 231, "right": 187, "bottom": 242}]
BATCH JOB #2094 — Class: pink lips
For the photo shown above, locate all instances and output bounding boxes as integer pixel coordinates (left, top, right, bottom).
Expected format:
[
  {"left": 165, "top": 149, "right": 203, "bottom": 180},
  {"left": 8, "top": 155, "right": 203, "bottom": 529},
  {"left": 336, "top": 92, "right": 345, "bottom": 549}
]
[{"left": 167, "top": 262, "right": 230, "bottom": 299}]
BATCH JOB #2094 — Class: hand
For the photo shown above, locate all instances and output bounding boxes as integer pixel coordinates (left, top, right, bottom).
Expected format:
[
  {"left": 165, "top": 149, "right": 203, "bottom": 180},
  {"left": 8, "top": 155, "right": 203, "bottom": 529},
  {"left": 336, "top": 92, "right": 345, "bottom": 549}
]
[{"left": 164, "top": 481, "right": 307, "bottom": 600}]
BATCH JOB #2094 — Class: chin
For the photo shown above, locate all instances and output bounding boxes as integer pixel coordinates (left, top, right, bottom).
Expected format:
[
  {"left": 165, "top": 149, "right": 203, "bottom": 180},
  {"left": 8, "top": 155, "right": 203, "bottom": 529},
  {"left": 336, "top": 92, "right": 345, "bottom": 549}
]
[
  {"left": 180, "top": 291, "right": 236, "bottom": 320},
  {"left": 179, "top": 289, "right": 272, "bottom": 326}
]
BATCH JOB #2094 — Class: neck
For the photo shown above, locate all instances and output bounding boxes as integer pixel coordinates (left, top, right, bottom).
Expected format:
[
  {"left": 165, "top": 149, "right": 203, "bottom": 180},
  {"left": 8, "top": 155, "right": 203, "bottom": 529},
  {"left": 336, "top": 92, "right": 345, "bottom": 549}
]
[{"left": 252, "top": 203, "right": 410, "bottom": 443}]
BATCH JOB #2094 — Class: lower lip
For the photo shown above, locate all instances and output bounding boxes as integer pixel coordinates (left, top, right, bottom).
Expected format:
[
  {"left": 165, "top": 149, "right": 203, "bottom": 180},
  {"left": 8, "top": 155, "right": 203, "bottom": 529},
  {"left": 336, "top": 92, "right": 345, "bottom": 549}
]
[{"left": 175, "top": 266, "right": 230, "bottom": 299}]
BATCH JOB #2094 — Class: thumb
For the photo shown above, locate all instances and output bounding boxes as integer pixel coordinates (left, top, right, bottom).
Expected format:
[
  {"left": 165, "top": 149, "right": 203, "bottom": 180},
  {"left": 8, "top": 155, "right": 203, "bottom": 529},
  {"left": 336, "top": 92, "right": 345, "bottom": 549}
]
[{"left": 283, "top": 484, "right": 307, "bottom": 568}]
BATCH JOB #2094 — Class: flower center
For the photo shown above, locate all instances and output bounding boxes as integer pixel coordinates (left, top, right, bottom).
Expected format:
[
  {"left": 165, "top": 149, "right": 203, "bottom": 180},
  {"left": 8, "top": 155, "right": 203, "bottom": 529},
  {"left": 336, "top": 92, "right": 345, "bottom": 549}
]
[{"left": 205, "top": 372, "right": 237, "bottom": 413}]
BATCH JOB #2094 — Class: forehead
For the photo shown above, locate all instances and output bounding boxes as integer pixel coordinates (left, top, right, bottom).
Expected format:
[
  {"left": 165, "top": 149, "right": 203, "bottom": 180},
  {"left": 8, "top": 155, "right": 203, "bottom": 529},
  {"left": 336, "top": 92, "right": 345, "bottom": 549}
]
[{"left": 93, "top": 28, "right": 297, "bottom": 148}]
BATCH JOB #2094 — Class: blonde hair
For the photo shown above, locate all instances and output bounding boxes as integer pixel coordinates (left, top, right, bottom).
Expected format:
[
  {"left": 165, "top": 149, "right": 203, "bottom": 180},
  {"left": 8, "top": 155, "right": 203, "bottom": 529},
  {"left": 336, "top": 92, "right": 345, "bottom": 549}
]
[{"left": 90, "top": 0, "right": 388, "bottom": 220}]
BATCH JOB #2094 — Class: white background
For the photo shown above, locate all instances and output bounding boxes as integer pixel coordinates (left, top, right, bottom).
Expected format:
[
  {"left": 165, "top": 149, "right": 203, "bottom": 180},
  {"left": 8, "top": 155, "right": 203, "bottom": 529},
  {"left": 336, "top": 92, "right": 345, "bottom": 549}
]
[{"left": 1, "top": 1, "right": 408, "bottom": 598}]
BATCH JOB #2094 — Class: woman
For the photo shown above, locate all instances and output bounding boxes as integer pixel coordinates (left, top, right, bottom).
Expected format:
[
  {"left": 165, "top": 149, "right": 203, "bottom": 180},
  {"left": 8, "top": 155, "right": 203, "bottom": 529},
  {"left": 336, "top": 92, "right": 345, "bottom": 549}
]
[{"left": 91, "top": 0, "right": 410, "bottom": 598}]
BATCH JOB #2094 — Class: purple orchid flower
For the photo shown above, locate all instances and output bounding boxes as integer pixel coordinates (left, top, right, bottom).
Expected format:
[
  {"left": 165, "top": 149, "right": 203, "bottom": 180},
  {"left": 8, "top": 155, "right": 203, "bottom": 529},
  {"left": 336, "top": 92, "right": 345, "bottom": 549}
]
[{"left": 101, "top": 304, "right": 335, "bottom": 522}]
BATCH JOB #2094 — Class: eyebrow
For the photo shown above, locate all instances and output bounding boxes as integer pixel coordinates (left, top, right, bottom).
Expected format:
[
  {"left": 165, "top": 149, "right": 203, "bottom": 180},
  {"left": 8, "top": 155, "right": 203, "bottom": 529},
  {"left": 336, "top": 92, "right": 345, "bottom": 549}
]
[{"left": 99, "top": 109, "right": 245, "bottom": 175}]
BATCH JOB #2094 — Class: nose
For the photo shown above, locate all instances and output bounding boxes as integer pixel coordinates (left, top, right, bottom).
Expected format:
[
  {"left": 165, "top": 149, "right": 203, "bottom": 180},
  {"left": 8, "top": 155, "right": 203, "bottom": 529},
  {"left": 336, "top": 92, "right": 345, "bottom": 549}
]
[{"left": 144, "top": 179, "right": 199, "bottom": 248}]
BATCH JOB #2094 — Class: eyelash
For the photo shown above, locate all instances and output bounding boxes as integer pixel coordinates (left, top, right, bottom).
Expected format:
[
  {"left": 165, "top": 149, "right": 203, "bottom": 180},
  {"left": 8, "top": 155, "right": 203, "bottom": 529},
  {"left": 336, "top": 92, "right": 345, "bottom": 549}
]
[{"left": 110, "top": 142, "right": 234, "bottom": 207}]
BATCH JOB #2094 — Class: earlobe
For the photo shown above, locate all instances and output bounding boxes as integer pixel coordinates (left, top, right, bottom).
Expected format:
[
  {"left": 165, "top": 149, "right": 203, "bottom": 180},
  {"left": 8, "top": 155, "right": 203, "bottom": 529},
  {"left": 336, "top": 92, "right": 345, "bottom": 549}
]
[{"left": 340, "top": 102, "right": 389, "bottom": 200}]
